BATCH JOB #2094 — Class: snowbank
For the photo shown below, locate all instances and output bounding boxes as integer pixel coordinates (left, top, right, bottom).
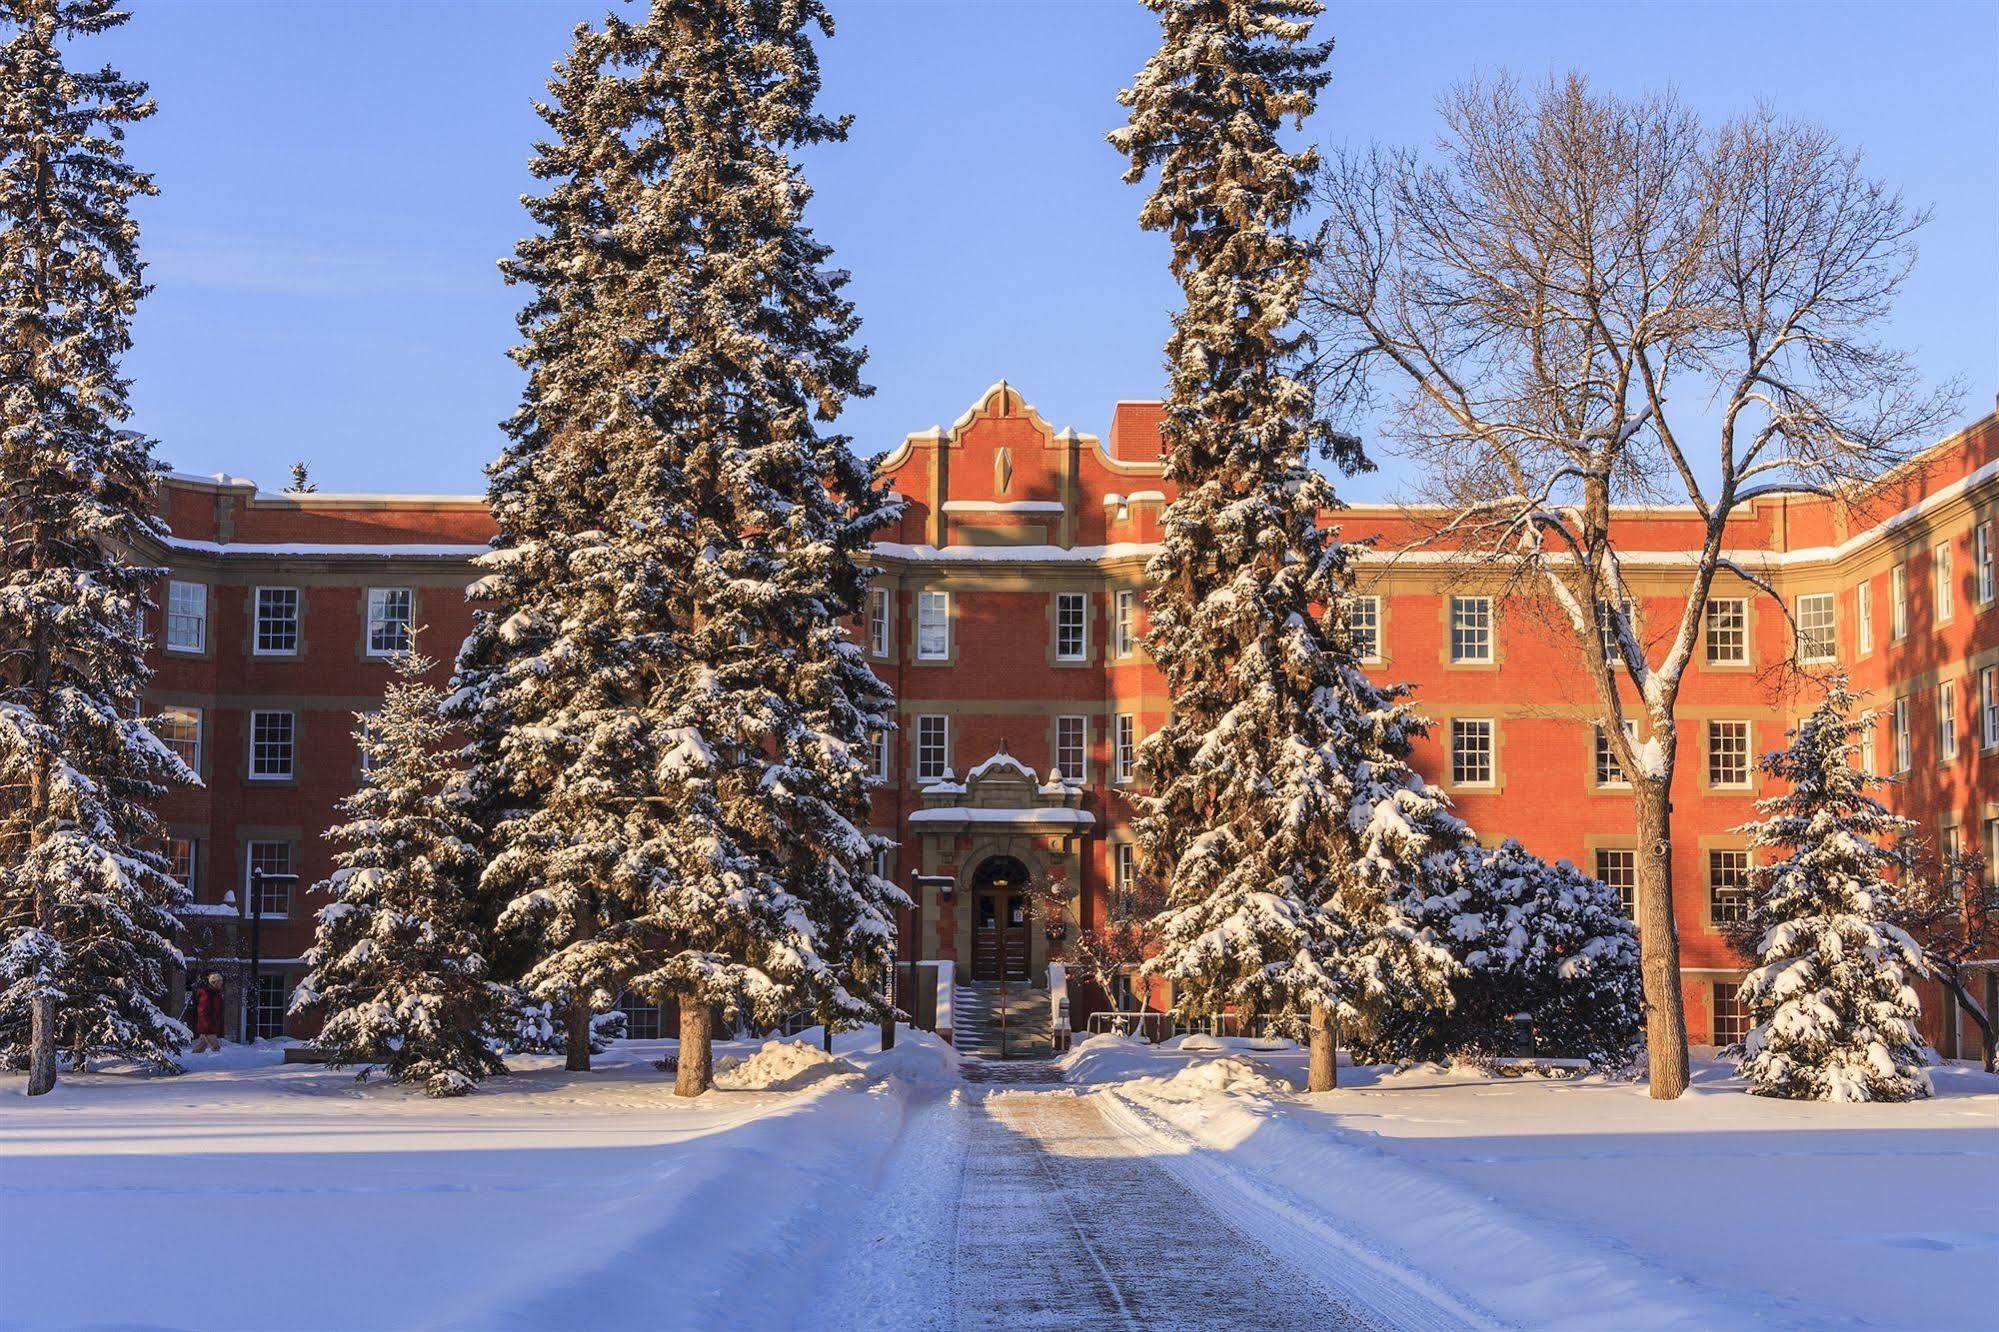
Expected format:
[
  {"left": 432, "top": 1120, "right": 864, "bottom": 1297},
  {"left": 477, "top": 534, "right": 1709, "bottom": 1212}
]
[
  {"left": 1129, "top": 1055, "right": 1292, "bottom": 1100},
  {"left": 714, "top": 1038, "right": 860, "bottom": 1091},
  {"left": 1097, "top": 1056, "right": 1999, "bottom": 1330}
]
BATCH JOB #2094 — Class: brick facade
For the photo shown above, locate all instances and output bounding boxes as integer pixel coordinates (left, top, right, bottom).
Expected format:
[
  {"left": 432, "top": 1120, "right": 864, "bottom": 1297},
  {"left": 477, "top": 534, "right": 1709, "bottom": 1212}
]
[{"left": 142, "top": 382, "right": 1999, "bottom": 1051}]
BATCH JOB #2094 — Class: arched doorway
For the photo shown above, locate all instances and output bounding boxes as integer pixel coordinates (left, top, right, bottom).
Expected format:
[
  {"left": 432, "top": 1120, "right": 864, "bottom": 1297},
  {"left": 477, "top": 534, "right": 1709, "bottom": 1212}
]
[{"left": 969, "top": 855, "right": 1032, "bottom": 983}]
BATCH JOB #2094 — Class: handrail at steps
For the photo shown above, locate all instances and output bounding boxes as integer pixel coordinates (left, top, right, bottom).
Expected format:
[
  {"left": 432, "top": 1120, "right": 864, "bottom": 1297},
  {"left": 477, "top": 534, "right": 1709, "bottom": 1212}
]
[
  {"left": 1047, "top": 962, "right": 1071, "bottom": 1052},
  {"left": 932, "top": 959, "right": 954, "bottom": 1047}
]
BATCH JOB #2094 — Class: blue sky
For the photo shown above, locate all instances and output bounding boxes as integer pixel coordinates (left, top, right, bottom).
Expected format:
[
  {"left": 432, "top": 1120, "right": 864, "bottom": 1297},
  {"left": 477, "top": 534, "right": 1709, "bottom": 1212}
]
[{"left": 100, "top": 0, "right": 1996, "bottom": 499}]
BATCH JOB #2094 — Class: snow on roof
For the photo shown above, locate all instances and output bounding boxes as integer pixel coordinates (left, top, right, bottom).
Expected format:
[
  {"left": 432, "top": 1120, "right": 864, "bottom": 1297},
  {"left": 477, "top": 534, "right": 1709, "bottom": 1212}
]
[
  {"left": 164, "top": 537, "right": 491, "bottom": 559},
  {"left": 907, "top": 807, "right": 1096, "bottom": 828},
  {"left": 965, "top": 749, "right": 1038, "bottom": 784}
]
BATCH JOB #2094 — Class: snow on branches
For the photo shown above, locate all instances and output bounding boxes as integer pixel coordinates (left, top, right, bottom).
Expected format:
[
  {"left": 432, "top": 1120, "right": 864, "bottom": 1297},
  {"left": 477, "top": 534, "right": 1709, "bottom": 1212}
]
[
  {"left": 0, "top": 0, "right": 192, "bottom": 1092},
  {"left": 294, "top": 652, "right": 507, "bottom": 1097},
  {"left": 451, "top": 0, "right": 902, "bottom": 1091},
  {"left": 1734, "top": 681, "right": 1931, "bottom": 1102}
]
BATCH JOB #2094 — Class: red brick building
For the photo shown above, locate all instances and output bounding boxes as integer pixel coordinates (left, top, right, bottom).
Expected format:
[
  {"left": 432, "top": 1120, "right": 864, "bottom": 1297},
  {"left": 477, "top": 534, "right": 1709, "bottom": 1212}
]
[{"left": 142, "top": 382, "right": 1999, "bottom": 1052}]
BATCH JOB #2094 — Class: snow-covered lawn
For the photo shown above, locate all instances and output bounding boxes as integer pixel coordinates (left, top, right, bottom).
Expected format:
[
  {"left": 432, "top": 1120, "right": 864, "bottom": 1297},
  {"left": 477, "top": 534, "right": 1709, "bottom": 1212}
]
[
  {"left": 0, "top": 1032, "right": 955, "bottom": 1332},
  {"left": 1065, "top": 1035, "right": 1999, "bottom": 1331},
  {"left": 6, "top": 1030, "right": 1991, "bottom": 1331}
]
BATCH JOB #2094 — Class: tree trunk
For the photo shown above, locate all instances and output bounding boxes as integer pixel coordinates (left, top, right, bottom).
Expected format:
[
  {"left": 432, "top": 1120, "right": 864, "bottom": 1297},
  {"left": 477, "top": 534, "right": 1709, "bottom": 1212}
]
[
  {"left": 1307, "top": 1003, "right": 1337, "bottom": 1092},
  {"left": 880, "top": 1013, "right": 895, "bottom": 1051},
  {"left": 1940, "top": 970, "right": 1995, "bottom": 1074},
  {"left": 26, "top": 880, "right": 56, "bottom": 1096},
  {"left": 676, "top": 1003, "right": 712, "bottom": 1097},
  {"left": 821, "top": 1020, "right": 833, "bottom": 1055},
  {"left": 1634, "top": 779, "right": 1690, "bottom": 1099},
  {"left": 563, "top": 995, "right": 591, "bottom": 1073}
]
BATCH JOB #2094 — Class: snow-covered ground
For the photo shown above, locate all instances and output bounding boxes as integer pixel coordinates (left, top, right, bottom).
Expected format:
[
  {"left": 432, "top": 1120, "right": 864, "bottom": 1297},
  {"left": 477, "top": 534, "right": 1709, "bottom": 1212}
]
[
  {"left": 4, "top": 1031, "right": 1992, "bottom": 1331},
  {"left": 1064, "top": 1035, "right": 1999, "bottom": 1331},
  {"left": 0, "top": 1031, "right": 955, "bottom": 1332}
]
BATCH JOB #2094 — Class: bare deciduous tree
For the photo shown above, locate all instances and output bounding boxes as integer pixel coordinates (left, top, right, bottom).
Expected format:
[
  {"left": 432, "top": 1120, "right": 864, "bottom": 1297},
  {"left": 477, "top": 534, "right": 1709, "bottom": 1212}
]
[
  {"left": 1304, "top": 74, "right": 1957, "bottom": 1098},
  {"left": 1893, "top": 851, "right": 1997, "bottom": 1074}
]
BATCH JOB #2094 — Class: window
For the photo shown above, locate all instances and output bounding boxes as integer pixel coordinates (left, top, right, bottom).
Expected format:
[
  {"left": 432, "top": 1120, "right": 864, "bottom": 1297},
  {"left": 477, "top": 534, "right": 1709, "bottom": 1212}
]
[
  {"left": 1934, "top": 543, "right": 1954, "bottom": 624},
  {"left": 1890, "top": 565, "right": 1908, "bottom": 641},
  {"left": 873, "top": 846, "right": 891, "bottom": 882},
  {"left": 1937, "top": 681, "right": 1958, "bottom": 763},
  {"left": 1708, "top": 850, "right": 1750, "bottom": 926},
  {"left": 249, "top": 710, "right": 295, "bottom": 780},
  {"left": 167, "top": 837, "right": 197, "bottom": 896},
  {"left": 1711, "top": 983, "right": 1749, "bottom": 1047},
  {"left": 1114, "top": 590, "right": 1137, "bottom": 657},
  {"left": 355, "top": 712, "right": 381, "bottom": 776},
  {"left": 1892, "top": 697, "right": 1911, "bottom": 772},
  {"left": 1351, "top": 595, "right": 1381, "bottom": 663},
  {"left": 1598, "top": 600, "right": 1633, "bottom": 665},
  {"left": 915, "top": 715, "right": 948, "bottom": 782},
  {"left": 867, "top": 588, "right": 890, "bottom": 657},
  {"left": 1055, "top": 592, "right": 1087, "bottom": 661},
  {"left": 1860, "top": 725, "right": 1877, "bottom": 777},
  {"left": 1114, "top": 843, "right": 1136, "bottom": 904},
  {"left": 1055, "top": 715, "right": 1087, "bottom": 782},
  {"left": 1982, "top": 666, "right": 1999, "bottom": 750},
  {"left": 870, "top": 728, "right": 890, "bottom": 782},
  {"left": 1705, "top": 598, "right": 1747, "bottom": 665},
  {"left": 245, "top": 841, "right": 294, "bottom": 918},
  {"left": 1450, "top": 718, "right": 1494, "bottom": 786},
  {"left": 616, "top": 992, "right": 663, "bottom": 1041},
  {"left": 166, "top": 581, "right": 206, "bottom": 653},
  {"left": 1856, "top": 584, "right": 1873, "bottom": 655},
  {"left": 1449, "top": 597, "right": 1493, "bottom": 663},
  {"left": 1987, "top": 816, "right": 1999, "bottom": 877},
  {"left": 152, "top": 706, "right": 201, "bottom": 771},
  {"left": 1595, "top": 849, "right": 1636, "bottom": 919},
  {"left": 1795, "top": 593, "right": 1835, "bottom": 664},
  {"left": 366, "top": 587, "right": 414, "bottom": 657},
  {"left": 1594, "top": 722, "right": 1634, "bottom": 787},
  {"left": 251, "top": 974, "right": 289, "bottom": 1041},
  {"left": 916, "top": 590, "right": 949, "bottom": 660},
  {"left": 1114, "top": 714, "right": 1136, "bottom": 784},
  {"left": 1707, "top": 721, "right": 1751, "bottom": 789},
  {"left": 1977, "top": 525, "right": 1995, "bottom": 606},
  {"left": 253, "top": 587, "right": 300, "bottom": 656}
]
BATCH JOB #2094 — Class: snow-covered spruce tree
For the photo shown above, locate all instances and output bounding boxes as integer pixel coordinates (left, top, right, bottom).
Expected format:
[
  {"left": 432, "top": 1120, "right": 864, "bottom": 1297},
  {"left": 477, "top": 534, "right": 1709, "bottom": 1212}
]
[
  {"left": 452, "top": 0, "right": 902, "bottom": 1097},
  {"left": 1358, "top": 841, "right": 1642, "bottom": 1068},
  {"left": 292, "top": 651, "right": 507, "bottom": 1097},
  {"left": 0, "top": 0, "right": 192, "bottom": 1095},
  {"left": 1733, "top": 683, "right": 1930, "bottom": 1102},
  {"left": 1112, "top": 0, "right": 1458, "bottom": 1092}
]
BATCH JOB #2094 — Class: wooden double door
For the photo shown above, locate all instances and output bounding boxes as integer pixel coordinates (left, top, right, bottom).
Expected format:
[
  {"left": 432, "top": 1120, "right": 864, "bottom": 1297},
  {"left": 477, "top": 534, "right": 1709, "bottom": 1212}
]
[{"left": 970, "top": 856, "right": 1033, "bottom": 983}]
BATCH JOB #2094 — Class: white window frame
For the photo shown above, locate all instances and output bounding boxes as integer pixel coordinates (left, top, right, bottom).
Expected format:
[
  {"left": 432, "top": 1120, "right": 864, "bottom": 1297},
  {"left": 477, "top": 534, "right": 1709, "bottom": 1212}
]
[
  {"left": 867, "top": 588, "right": 891, "bottom": 657},
  {"left": 1708, "top": 850, "right": 1751, "bottom": 926},
  {"left": 1707, "top": 720, "right": 1751, "bottom": 789},
  {"left": 1450, "top": 718, "right": 1494, "bottom": 786},
  {"left": 248, "top": 710, "right": 296, "bottom": 781},
  {"left": 1976, "top": 525, "right": 1995, "bottom": 606},
  {"left": 1938, "top": 680, "right": 1957, "bottom": 762},
  {"left": 1934, "top": 543, "right": 1954, "bottom": 624},
  {"left": 253, "top": 587, "right": 300, "bottom": 657},
  {"left": 1593, "top": 720, "right": 1635, "bottom": 788},
  {"left": 1795, "top": 593, "right": 1835, "bottom": 665},
  {"left": 1598, "top": 599, "right": 1633, "bottom": 665},
  {"left": 366, "top": 587, "right": 414, "bottom": 658},
  {"left": 1113, "top": 590, "right": 1137, "bottom": 658},
  {"left": 1856, "top": 584, "right": 1873, "bottom": 655},
  {"left": 166, "top": 581, "right": 207, "bottom": 653},
  {"left": 916, "top": 590, "right": 950, "bottom": 661},
  {"left": 1594, "top": 848, "right": 1636, "bottom": 918},
  {"left": 915, "top": 715, "right": 948, "bottom": 782},
  {"left": 1892, "top": 697, "right": 1911, "bottom": 772},
  {"left": 1890, "top": 565, "right": 1909, "bottom": 641},
  {"left": 244, "top": 840, "right": 294, "bottom": 919},
  {"left": 870, "top": 728, "right": 890, "bottom": 782},
  {"left": 1982, "top": 666, "right": 1999, "bottom": 750},
  {"left": 1114, "top": 714, "right": 1136, "bottom": 784},
  {"left": 1705, "top": 598, "right": 1747, "bottom": 666},
  {"left": 1055, "top": 592, "right": 1088, "bottom": 662},
  {"left": 1055, "top": 715, "right": 1087, "bottom": 782},
  {"left": 155, "top": 706, "right": 202, "bottom": 772},
  {"left": 1114, "top": 842, "right": 1136, "bottom": 902},
  {"left": 167, "top": 836, "right": 198, "bottom": 897},
  {"left": 1449, "top": 596, "right": 1493, "bottom": 664},
  {"left": 1351, "top": 595, "right": 1382, "bottom": 663}
]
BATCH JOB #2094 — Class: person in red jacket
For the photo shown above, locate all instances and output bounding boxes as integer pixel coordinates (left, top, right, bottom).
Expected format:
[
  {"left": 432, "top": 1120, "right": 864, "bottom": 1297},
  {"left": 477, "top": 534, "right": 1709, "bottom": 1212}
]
[{"left": 189, "top": 973, "right": 226, "bottom": 1053}]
